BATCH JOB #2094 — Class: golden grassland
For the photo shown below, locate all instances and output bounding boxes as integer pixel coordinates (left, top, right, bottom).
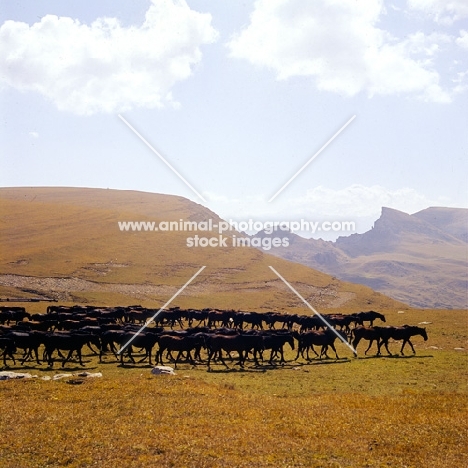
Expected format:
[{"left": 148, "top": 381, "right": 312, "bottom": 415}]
[{"left": 0, "top": 309, "right": 467, "bottom": 468}]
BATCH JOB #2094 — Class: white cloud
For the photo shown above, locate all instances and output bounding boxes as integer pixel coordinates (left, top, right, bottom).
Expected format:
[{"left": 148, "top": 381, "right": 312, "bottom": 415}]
[
  {"left": 407, "top": 0, "right": 468, "bottom": 25},
  {"left": 28, "top": 131, "right": 39, "bottom": 138},
  {"left": 227, "top": 0, "right": 454, "bottom": 102},
  {"left": 0, "top": 0, "right": 218, "bottom": 115},
  {"left": 205, "top": 184, "right": 448, "bottom": 221},
  {"left": 203, "top": 185, "right": 455, "bottom": 239},
  {"left": 288, "top": 184, "right": 448, "bottom": 218},
  {"left": 456, "top": 30, "right": 468, "bottom": 49}
]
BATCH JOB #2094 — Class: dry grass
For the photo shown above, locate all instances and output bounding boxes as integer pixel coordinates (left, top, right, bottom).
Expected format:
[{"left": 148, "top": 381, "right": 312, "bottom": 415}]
[{"left": 0, "top": 309, "right": 466, "bottom": 468}]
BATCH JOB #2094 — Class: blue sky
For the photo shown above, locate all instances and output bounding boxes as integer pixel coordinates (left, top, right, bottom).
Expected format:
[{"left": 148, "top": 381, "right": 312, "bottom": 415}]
[{"left": 1, "top": 0, "right": 467, "bottom": 239}]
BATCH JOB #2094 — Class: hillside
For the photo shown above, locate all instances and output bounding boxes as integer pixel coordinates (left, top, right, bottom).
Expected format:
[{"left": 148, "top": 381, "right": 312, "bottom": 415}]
[
  {"left": 259, "top": 206, "right": 468, "bottom": 309},
  {"left": 0, "top": 187, "right": 405, "bottom": 312}
]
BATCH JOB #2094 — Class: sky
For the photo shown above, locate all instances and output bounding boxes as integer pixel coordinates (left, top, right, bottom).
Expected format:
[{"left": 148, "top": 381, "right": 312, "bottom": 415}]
[{"left": 1, "top": 0, "right": 467, "bottom": 240}]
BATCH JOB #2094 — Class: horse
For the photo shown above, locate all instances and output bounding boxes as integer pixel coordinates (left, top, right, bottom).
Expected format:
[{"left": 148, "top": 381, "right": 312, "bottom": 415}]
[
  {"left": 378, "top": 325, "right": 428, "bottom": 355},
  {"left": 117, "top": 332, "right": 159, "bottom": 366},
  {"left": 351, "top": 326, "right": 382, "bottom": 356},
  {"left": 6, "top": 330, "right": 46, "bottom": 364},
  {"left": 205, "top": 334, "right": 264, "bottom": 370},
  {"left": 356, "top": 311, "right": 386, "bottom": 326},
  {"left": 0, "top": 337, "right": 16, "bottom": 366},
  {"left": 260, "top": 332, "right": 295, "bottom": 365},
  {"left": 295, "top": 328, "right": 348, "bottom": 360},
  {"left": 43, "top": 332, "right": 101, "bottom": 367},
  {"left": 155, "top": 334, "right": 206, "bottom": 368}
]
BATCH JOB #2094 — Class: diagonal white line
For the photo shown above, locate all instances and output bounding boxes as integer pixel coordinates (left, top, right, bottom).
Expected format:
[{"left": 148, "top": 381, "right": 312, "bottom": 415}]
[
  {"left": 268, "top": 115, "right": 356, "bottom": 202},
  {"left": 118, "top": 114, "right": 207, "bottom": 203},
  {"left": 268, "top": 266, "right": 357, "bottom": 355},
  {"left": 117, "top": 266, "right": 206, "bottom": 355}
]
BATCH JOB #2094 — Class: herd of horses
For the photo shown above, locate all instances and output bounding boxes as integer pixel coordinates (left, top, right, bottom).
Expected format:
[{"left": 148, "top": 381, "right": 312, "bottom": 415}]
[{"left": 0, "top": 305, "right": 428, "bottom": 370}]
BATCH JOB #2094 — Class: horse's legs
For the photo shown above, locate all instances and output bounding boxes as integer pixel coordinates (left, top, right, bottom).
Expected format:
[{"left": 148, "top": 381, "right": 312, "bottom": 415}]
[
  {"left": 310, "top": 344, "right": 319, "bottom": 358},
  {"left": 157, "top": 347, "right": 165, "bottom": 365},
  {"left": 319, "top": 345, "right": 325, "bottom": 359},
  {"left": 219, "top": 350, "right": 228, "bottom": 368},
  {"left": 364, "top": 339, "right": 374, "bottom": 355},
  {"left": 384, "top": 340, "right": 392, "bottom": 355},
  {"left": 207, "top": 349, "right": 214, "bottom": 370},
  {"left": 268, "top": 349, "right": 275, "bottom": 365},
  {"left": 77, "top": 348, "right": 84, "bottom": 366},
  {"left": 62, "top": 349, "right": 73, "bottom": 367},
  {"left": 187, "top": 350, "right": 196, "bottom": 366},
  {"left": 85, "top": 342, "right": 98, "bottom": 355},
  {"left": 236, "top": 350, "right": 245, "bottom": 367},
  {"left": 174, "top": 350, "right": 183, "bottom": 369},
  {"left": 295, "top": 343, "right": 302, "bottom": 361},
  {"left": 351, "top": 337, "right": 361, "bottom": 354},
  {"left": 46, "top": 347, "right": 55, "bottom": 367},
  {"left": 330, "top": 343, "right": 339, "bottom": 359},
  {"left": 127, "top": 347, "right": 136, "bottom": 364},
  {"left": 279, "top": 347, "right": 285, "bottom": 364}
]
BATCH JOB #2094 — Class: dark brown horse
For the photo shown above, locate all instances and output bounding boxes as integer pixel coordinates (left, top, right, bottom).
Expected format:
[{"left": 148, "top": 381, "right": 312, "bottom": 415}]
[
  {"left": 205, "top": 334, "right": 264, "bottom": 369},
  {"left": 156, "top": 333, "right": 206, "bottom": 368},
  {"left": 351, "top": 326, "right": 378, "bottom": 355},
  {"left": 260, "top": 333, "right": 295, "bottom": 365},
  {"left": 356, "top": 311, "right": 386, "bottom": 326},
  {"left": 378, "top": 325, "right": 428, "bottom": 355},
  {"left": 295, "top": 328, "right": 348, "bottom": 360},
  {"left": 351, "top": 326, "right": 401, "bottom": 356}
]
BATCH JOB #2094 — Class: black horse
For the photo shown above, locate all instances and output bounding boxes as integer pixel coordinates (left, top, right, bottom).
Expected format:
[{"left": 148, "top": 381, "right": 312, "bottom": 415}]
[
  {"left": 355, "top": 311, "right": 386, "bottom": 326},
  {"left": 378, "top": 325, "right": 428, "bottom": 355},
  {"left": 205, "top": 334, "right": 264, "bottom": 369}
]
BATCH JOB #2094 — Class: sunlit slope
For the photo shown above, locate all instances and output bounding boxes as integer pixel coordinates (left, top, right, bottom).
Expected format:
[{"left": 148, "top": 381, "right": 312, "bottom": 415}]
[{"left": 0, "top": 187, "right": 406, "bottom": 311}]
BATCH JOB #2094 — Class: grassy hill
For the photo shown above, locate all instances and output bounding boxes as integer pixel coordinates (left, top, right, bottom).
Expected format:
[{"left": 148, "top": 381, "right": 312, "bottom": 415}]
[{"left": 0, "top": 187, "right": 406, "bottom": 313}]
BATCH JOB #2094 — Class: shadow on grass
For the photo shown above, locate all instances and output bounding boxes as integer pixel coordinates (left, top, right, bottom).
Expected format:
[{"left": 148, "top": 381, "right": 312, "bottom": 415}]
[
  {"left": 206, "top": 358, "right": 352, "bottom": 372},
  {"left": 207, "top": 366, "right": 267, "bottom": 373},
  {"left": 117, "top": 362, "right": 155, "bottom": 369},
  {"left": 1, "top": 363, "right": 99, "bottom": 372},
  {"left": 356, "top": 354, "right": 434, "bottom": 360}
]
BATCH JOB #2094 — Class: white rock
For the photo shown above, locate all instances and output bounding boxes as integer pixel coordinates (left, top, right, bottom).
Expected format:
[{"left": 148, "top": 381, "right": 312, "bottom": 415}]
[
  {"left": 151, "top": 366, "right": 176, "bottom": 375},
  {"left": 76, "top": 372, "right": 102, "bottom": 378},
  {"left": 0, "top": 371, "right": 34, "bottom": 380},
  {"left": 52, "top": 373, "right": 73, "bottom": 380}
]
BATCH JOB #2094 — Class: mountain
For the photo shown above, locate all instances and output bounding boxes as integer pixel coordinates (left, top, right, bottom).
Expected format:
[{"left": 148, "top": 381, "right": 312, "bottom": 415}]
[
  {"left": 0, "top": 187, "right": 405, "bottom": 313},
  {"left": 258, "top": 207, "right": 468, "bottom": 309}
]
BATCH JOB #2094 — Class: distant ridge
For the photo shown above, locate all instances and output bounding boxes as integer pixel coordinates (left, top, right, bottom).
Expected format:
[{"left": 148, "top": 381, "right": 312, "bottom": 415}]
[{"left": 256, "top": 206, "right": 468, "bottom": 309}]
